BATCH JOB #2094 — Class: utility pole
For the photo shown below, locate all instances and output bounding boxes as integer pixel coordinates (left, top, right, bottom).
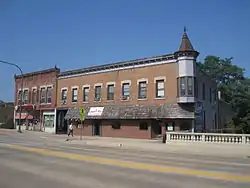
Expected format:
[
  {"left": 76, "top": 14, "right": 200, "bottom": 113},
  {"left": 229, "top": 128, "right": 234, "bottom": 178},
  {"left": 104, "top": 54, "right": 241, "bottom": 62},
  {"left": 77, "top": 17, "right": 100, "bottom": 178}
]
[{"left": 0, "top": 60, "right": 24, "bottom": 133}]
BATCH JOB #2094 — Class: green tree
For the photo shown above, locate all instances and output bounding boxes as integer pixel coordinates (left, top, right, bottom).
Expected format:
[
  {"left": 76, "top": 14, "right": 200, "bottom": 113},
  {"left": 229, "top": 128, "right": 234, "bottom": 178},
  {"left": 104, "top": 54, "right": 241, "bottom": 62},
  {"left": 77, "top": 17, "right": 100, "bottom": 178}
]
[{"left": 198, "top": 56, "right": 250, "bottom": 133}]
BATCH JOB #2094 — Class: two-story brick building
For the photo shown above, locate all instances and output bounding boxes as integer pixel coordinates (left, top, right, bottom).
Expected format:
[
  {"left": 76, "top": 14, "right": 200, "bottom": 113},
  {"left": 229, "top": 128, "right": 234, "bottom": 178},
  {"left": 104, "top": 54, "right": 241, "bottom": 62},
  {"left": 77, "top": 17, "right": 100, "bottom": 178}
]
[
  {"left": 14, "top": 67, "right": 60, "bottom": 133},
  {"left": 55, "top": 30, "right": 219, "bottom": 139}
]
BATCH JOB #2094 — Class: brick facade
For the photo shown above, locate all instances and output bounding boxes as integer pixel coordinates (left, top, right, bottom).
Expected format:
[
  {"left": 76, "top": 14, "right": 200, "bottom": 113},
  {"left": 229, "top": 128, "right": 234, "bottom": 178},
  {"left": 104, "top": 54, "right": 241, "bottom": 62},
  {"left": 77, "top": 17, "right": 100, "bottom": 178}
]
[
  {"left": 57, "top": 62, "right": 178, "bottom": 108},
  {"left": 72, "top": 120, "right": 152, "bottom": 139},
  {"left": 14, "top": 67, "right": 60, "bottom": 133},
  {"left": 15, "top": 68, "right": 59, "bottom": 108},
  {"left": 54, "top": 30, "right": 219, "bottom": 139}
]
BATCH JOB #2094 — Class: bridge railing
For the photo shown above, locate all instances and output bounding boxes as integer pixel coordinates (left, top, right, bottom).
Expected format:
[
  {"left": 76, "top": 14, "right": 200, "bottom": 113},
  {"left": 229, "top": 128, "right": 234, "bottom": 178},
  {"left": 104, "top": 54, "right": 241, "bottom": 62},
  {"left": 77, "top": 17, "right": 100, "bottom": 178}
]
[{"left": 166, "top": 132, "right": 250, "bottom": 144}]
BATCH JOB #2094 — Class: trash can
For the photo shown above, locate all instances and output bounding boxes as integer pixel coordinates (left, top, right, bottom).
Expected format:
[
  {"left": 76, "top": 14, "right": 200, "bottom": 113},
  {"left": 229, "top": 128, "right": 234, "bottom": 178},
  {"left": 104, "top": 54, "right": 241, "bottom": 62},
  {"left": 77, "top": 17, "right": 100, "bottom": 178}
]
[{"left": 162, "top": 133, "right": 166, "bottom": 143}]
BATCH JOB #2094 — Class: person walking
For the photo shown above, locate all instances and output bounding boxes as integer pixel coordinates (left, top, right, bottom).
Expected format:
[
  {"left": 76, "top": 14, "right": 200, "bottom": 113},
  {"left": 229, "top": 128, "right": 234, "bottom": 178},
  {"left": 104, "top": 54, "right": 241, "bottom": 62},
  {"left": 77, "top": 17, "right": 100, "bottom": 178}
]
[{"left": 68, "top": 121, "right": 74, "bottom": 137}]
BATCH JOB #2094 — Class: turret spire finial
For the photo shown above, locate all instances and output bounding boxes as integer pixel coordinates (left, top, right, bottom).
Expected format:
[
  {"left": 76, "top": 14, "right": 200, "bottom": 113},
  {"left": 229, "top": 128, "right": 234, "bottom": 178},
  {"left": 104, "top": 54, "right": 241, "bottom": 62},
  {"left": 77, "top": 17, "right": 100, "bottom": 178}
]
[{"left": 174, "top": 27, "right": 199, "bottom": 58}]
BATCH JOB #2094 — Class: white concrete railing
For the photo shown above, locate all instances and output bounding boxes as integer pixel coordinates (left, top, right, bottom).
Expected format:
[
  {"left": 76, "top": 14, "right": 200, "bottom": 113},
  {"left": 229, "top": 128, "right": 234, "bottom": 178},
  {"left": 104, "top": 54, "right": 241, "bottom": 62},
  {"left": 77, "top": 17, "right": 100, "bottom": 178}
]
[
  {"left": 16, "top": 124, "right": 43, "bottom": 132},
  {"left": 166, "top": 132, "right": 250, "bottom": 144}
]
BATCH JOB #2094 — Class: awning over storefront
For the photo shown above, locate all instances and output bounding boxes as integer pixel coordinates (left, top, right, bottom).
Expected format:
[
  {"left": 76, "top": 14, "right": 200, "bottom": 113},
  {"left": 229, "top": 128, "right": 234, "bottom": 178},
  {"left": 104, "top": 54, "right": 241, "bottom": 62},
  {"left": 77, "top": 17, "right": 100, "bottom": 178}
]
[
  {"left": 64, "top": 103, "right": 194, "bottom": 120},
  {"left": 14, "top": 113, "right": 33, "bottom": 120},
  {"left": 15, "top": 105, "right": 34, "bottom": 111},
  {"left": 15, "top": 105, "right": 55, "bottom": 111}
]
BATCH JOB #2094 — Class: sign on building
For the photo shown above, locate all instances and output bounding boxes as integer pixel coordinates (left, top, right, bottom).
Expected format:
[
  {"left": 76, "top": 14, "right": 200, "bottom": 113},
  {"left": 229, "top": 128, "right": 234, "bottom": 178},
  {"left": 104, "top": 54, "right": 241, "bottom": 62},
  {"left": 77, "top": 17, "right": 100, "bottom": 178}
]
[{"left": 88, "top": 107, "right": 104, "bottom": 116}]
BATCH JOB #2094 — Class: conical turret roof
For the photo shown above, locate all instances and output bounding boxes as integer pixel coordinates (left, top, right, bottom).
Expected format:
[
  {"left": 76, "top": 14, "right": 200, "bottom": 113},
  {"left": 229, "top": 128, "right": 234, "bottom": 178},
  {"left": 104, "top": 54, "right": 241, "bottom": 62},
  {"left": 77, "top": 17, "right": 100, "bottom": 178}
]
[{"left": 175, "top": 27, "right": 199, "bottom": 58}]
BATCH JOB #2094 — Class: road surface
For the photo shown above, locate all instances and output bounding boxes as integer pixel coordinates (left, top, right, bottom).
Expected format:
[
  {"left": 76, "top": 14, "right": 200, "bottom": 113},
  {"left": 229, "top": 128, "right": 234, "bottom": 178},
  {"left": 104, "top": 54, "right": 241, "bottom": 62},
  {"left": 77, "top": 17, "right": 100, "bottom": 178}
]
[{"left": 0, "top": 131, "right": 250, "bottom": 188}]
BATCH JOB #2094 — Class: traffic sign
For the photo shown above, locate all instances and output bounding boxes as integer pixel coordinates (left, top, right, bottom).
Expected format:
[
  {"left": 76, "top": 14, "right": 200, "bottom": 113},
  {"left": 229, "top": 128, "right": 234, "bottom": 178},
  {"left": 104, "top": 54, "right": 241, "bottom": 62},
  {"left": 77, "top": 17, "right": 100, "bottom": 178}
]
[
  {"left": 79, "top": 108, "right": 86, "bottom": 115},
  {"left": 79, "top": 108, "right": 86, "bottom": 121}
]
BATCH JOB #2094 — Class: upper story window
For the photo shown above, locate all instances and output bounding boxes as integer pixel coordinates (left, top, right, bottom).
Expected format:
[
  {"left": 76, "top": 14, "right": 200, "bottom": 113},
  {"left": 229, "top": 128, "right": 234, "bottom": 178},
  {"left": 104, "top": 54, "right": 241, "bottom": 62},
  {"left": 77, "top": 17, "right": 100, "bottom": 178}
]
[
  {"left": 155, "top": 80, "right": 165, "bottom": 98},
  {"left": 177, "top": 76, "right": 194, "bottom": 97},
  {"left": 46, "top": 86, "right": 52, "bottom": 104},
  {"left": 83, "top": 87, "right": 89, "bottom": 102},
  {"left": 187, "top": 77, "right": 193, "bottom": 96},
  {"left": 194, "top": 78, "right": 198, "bottom": 97},
  {"left": 40, "top": 88, "right": 46, "bottom": 104},
  {"left": 138, "top": 81, "right": 147, "bottom": 99},
  {"left": 180, "top": 77, "right": 186, "bottom": 96},
  {"left": 94, "top": 85, "right": 102, "bottom": 101},
  {"left": 61, "top": 89, "right": 67, "bottom": 104},
  {"left": 212, "top": 89, "right": 217, "bottom": 103},
  {"left": 107, "top": 84, "right": 114, "bottom": 101},
  {"left": 23, "top": 89, "right": 29, "bottom": 104},
  {"left": 71, "top": 88, "right": 78, "bottom": 103},
  {"left": 214, "top": 89, "right": 217, "bottom": 101},
  {"left": 202, "top": 83, "right": 206, "bottom": 100},
  {"left": 17, "top": 90, "right": 22, "bottom": 105},
  {"left": 122, "top": 83, "right": 130, "bottom": 100},
  {"left": 32, "top": 89, "right": 37, "bottom": 104},
  {"left": 209, "top": 88, "right": 212, "bottom": 103}
]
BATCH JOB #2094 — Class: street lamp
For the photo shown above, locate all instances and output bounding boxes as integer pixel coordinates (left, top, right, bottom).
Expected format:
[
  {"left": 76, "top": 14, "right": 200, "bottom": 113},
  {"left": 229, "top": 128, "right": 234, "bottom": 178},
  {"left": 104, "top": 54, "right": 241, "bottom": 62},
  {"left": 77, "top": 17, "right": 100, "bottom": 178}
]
[{"left": 0, "top": 60, "right": 23, "bottom": 133}]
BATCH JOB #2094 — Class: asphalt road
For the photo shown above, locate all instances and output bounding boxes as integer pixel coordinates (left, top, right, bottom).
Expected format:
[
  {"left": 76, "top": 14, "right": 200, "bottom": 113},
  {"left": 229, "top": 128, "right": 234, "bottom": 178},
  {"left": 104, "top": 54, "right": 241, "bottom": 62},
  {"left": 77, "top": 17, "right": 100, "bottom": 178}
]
[{"left": 0, "top": 131, "right": 250, "bottom": 188}]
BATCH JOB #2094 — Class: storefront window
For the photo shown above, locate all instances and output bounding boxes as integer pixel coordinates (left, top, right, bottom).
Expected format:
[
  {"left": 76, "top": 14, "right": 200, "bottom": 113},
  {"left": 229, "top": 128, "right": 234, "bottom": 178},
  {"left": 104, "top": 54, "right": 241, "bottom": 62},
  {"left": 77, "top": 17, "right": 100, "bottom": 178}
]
[{"left": 44, "top": 115, "right": 54, "bottom": 127}]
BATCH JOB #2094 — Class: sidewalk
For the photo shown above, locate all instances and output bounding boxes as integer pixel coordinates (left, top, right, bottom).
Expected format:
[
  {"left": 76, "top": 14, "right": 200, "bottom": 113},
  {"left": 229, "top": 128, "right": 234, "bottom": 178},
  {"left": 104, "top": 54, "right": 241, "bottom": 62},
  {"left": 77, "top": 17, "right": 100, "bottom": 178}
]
[
  {"left": 73, "top": 136, "right": 250, "bottom": 157},
  {"left": 33, "top": 131, "right": 250, "bottom": 158},
  {"left": 3, "top": 129, "right": 250, "bottom": 158}
]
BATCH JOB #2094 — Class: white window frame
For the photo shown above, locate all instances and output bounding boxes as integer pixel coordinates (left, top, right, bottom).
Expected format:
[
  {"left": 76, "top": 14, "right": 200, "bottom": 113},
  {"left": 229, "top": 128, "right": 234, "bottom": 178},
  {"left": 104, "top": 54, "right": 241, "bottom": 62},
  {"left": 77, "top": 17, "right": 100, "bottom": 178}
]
[
  {"left": 82, "top": 85, "right": 90, "bottom": 102},
  {"left": 107, "top": 84, "right": 115, "bottom": 101},
  {"left": 61, "top": 87, "right": 68, "bottom": 104},
  {"left": 31, "top": 87, "right": 37, "bottom": 104},
  {"left": 40, "top": 87, "right": 46, "bottom": 104},
  {"left": 155, "top": 79, "right": 165, "bottom": 98},
  {"left": 137, "top": 79, "right": 148, "bottom": 99},
  {"left": 71, "top": 86, "right": 78, "bottom": 103},
  {"left": 46, "top": 86, "right": 52, "bottom": 104},
  {"left": 121, "top": 80, "right": 131, "bottom": 100},
  {"left": 23, "top": 89, "right": 29, "bottom": 105},
  {"left": 94, "top": 83, "right": 102, "bottom": 102},
  {"left": 17, "top": 90, "right": 22, "bottom": 105}
]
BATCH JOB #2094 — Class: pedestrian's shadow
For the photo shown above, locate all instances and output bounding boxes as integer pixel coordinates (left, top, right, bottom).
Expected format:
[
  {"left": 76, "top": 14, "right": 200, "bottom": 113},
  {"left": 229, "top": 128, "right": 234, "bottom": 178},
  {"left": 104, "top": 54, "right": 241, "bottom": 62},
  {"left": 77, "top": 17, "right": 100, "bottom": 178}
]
[{"left": 65, "top": 138, "right": 71, "bottom": 142}]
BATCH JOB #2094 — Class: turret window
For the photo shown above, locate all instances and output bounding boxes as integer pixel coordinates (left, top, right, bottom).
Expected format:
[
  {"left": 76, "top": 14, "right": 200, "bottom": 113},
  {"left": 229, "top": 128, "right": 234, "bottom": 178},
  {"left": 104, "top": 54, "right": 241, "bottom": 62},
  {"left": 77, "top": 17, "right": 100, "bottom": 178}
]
[
  {"left": 177, "top": 76, "right": 194, "bottom": 97},
  {"left": 180, "top": 77, "right": 186, "bottom": 96},
  {"left": 187, "top": 77, "right": 193, "bottom": 95}
]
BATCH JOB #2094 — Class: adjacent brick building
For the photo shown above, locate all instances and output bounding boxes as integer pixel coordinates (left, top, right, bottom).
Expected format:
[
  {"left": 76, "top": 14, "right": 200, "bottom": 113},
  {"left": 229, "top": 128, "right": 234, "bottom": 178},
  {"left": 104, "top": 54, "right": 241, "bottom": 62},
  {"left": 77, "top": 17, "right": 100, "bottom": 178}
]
[
  {"left": 14, "top": 67, "right": 60, "bottom": 133},
  {"left": 55, "top": 30, "right": 219, "bottom": 139}
]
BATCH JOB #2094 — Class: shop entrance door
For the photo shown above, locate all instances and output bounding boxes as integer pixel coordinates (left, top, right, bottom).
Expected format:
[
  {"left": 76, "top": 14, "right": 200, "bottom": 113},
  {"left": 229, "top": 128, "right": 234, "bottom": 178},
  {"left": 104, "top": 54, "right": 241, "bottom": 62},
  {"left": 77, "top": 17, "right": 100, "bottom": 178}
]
[{"left": 93, "top": 121, "right": 101, "bottom": 136}]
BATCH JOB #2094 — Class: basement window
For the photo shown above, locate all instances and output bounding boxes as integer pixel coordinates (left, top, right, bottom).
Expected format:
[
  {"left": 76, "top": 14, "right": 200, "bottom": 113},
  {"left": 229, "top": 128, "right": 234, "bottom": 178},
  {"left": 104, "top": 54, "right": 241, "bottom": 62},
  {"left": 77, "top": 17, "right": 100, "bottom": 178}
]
[
  {"left": 139, "top": 122, "right": 148, "bottom": 130},
  {"left": 112, "top": 122, "right": 121, "bottom": 129}
]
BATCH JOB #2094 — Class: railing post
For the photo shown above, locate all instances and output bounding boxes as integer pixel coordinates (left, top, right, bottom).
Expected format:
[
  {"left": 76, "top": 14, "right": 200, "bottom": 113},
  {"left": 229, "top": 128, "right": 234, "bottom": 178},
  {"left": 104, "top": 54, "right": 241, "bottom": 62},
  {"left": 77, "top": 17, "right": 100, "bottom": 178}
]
[
  {"left": 202, "top": 133, "right": 205, "bottom": 142},
  {"left": 242, "top": 135, "right": 246, "bottom": 144},
  {"left": 166, "top": 132, "right": 170, "bottom": 142},
  {"left": 191, "top": 133, "right": 195, "bottom": 142}
]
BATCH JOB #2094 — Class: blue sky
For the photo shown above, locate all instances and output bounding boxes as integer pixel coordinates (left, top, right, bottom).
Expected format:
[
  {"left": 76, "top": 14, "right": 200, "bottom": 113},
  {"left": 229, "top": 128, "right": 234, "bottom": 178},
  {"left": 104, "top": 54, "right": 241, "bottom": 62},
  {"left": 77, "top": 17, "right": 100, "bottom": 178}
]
[{"left": 0, "top": 0, "right": 250, "bottom": 101}]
